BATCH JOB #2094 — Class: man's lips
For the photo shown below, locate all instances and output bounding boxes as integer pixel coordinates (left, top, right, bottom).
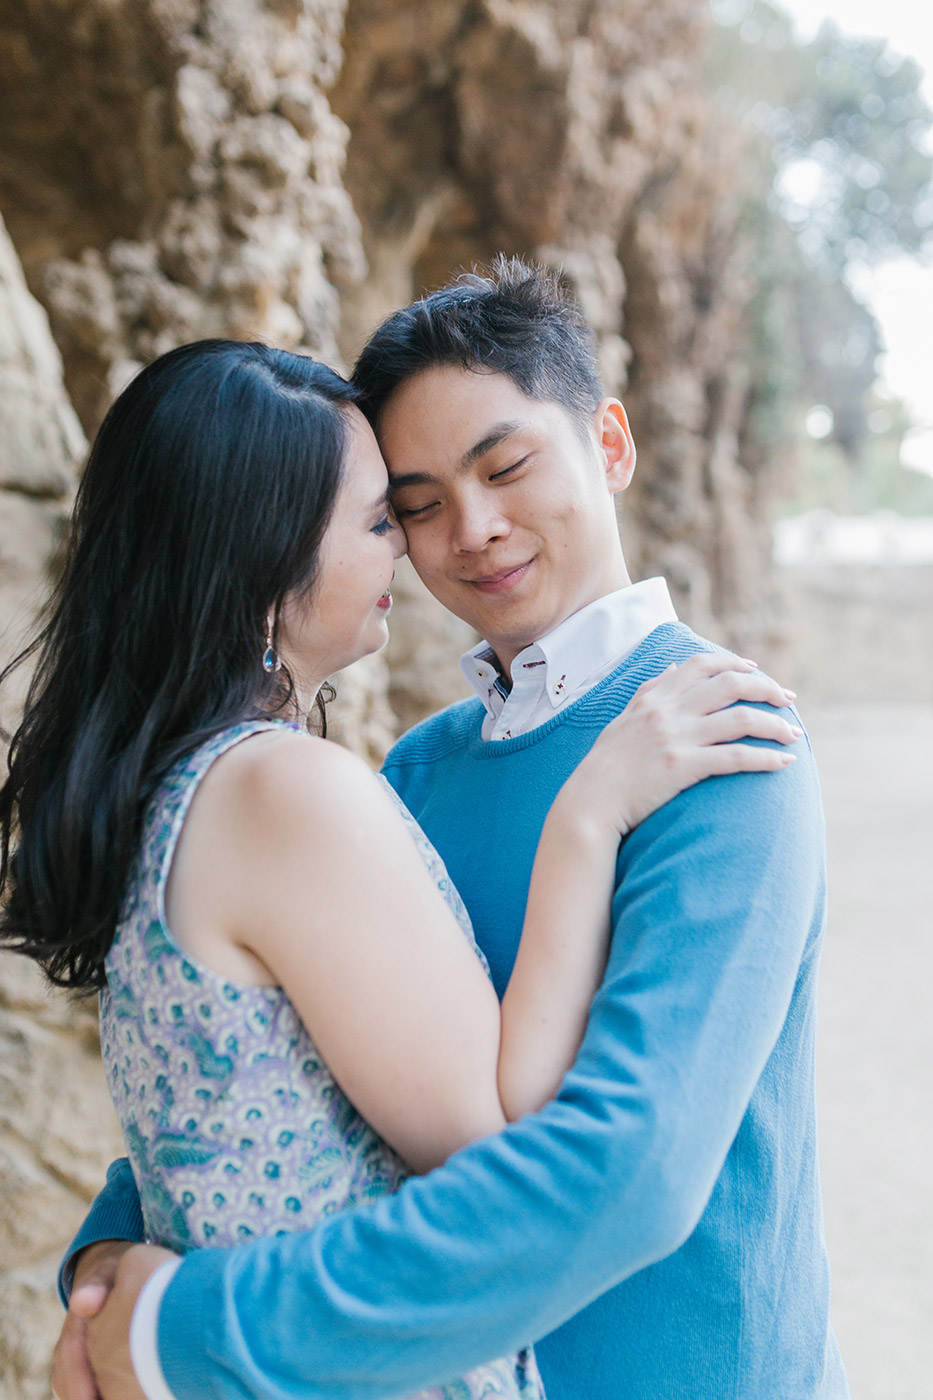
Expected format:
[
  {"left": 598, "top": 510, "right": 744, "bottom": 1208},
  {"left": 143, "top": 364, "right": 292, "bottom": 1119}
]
[{"left": 464, "top": 560, "right": 534, "bottom": 594}]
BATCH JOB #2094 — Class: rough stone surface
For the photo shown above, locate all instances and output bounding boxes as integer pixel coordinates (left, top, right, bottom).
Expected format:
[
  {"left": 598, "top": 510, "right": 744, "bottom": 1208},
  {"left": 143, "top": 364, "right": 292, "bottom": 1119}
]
[
  {"left": 0, "top": 210, "right": 86, "bottom": 727},
  {"left": 334, "top": 0, "right": 782, "bottom": 664},
  {"left": 0, "top": 213, "right": 101, "bottom": 1399},
  {"left": 0, "top": 0, "right": 364, "bottom": 431},
  {"left": 0, "top": 1, "right": 799, "bottom": 1393},
  {"left": 0, "top": 953, "right": 125, "bottom": 1400},
  {"left": 0, "top": 218, "right": 85, "bottom": 499}
]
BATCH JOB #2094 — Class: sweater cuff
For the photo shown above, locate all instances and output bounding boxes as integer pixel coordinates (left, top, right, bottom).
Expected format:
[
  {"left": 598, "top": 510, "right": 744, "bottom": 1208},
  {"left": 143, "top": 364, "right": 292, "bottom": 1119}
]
[{"left": 58, "top": 1158, "right": 145, "bottom": 1305}]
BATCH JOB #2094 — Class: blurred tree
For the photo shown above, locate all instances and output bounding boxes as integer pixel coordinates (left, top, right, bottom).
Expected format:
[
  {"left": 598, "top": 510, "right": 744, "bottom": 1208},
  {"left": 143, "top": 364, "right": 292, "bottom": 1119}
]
[
  {"left": 792, "top": 261, "right": 882, "bottom": 459},
  {"left": 708, "top": 0, "right": 933, "bottom": 495}
]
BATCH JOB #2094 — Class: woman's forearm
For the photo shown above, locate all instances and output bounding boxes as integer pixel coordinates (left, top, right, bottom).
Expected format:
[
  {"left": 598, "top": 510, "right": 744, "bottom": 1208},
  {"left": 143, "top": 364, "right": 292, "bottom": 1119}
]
[{"left": 498, "top": 793, "right": 618, "bottom": 1119}]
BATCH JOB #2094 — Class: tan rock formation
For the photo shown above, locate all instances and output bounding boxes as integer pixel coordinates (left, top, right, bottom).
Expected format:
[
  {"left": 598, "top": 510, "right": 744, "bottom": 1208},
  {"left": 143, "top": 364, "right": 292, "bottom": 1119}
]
[
  {"left": 335, "top": 0, "right": 781, "bottom": 664},
  {"left": 0, "top": 954, "right": 125, "bottom": 1400},
  {"left": 0, "top": 0, "right": 363, "bottom": 430},
  {"left": 0, "top": 212, "right": 120, "bottom": 1400},
  {"left": 0, "top": 0, "right": 782, "bottom": 728},
  {"left": 0, "top": 210, "right": 86, "bottom": 727}
]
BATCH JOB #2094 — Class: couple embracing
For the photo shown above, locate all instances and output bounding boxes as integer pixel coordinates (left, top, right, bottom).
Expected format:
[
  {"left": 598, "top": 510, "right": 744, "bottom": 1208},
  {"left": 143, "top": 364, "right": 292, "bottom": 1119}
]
[{"left": 2, "top": 259, "right": 847, "bottom": 1400}]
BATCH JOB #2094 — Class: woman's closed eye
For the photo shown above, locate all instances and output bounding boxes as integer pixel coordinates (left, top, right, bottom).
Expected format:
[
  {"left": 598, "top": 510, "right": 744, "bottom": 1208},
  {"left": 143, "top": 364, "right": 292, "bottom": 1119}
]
[{"left": 371, "top": 514, "right": 396, "bottom": 536}]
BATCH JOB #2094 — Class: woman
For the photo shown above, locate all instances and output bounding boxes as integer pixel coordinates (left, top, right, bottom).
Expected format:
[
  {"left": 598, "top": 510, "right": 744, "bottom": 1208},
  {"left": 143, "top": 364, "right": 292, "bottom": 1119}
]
[{"left": 0, "top": 341, "right": 799, "bottom": 1400}]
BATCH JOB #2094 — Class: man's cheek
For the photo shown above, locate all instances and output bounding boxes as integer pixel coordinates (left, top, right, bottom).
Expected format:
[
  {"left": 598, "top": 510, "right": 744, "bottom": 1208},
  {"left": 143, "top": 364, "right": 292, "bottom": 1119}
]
[{"left": 406, "top": 541, "right": 445, "bottom": 582}]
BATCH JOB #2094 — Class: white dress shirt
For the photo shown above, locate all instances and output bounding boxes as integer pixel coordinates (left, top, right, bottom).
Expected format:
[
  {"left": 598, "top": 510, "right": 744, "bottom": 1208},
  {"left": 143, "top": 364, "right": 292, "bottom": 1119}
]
[
  {"left": 130, "top": 576, "right": 678, "bottom": 1399},
  {"left": 460, "top": 578, "right": 678, "bottom": 741}
]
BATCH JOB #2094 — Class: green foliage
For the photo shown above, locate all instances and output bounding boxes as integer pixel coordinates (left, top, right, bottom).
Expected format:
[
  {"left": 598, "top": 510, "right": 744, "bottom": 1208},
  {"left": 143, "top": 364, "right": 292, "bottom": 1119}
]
[
  {"left": 713, "top": 0, "right": 933, "bottom": 265},
  {"left": 792, "top": 261, "right": 881, "bottom": 458},
  {"left": 708, "top": 0, "right": 933, "bottom": 509},
  {"left": 737, "top": 189, "right": 802, "bottom": 457},
  {"left": 780, "top": 401, "right": 933, "bottom": 517},
  {"left": 788, "top": 28, "right": 932, "bottom": 265}
]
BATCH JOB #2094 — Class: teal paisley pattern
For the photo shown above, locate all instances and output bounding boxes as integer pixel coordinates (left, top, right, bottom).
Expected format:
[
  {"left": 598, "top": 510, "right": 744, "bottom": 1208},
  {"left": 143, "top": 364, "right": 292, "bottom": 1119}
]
[{"left": 100, "top": 721, "right": 544, "bottom": 1400}]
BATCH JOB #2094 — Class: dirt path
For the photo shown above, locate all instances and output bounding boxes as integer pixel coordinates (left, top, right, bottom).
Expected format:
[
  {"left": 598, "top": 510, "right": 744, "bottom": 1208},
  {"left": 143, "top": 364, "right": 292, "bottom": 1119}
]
[{"left": 805, "top": 704, "right": 933, "bottom": 1399}]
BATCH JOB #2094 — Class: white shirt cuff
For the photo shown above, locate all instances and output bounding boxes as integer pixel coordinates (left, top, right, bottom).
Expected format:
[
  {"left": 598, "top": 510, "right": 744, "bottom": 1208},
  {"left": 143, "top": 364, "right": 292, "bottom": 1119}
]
[{"left": 129, "top": 1257, "right": 183, "bottom": 1400}]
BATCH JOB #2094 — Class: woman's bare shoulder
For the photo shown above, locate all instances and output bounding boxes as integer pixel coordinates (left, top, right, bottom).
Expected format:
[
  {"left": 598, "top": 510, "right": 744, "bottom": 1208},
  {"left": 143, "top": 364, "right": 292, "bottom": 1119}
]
[
  {"left": 167, "top": 727, "right": 391, "bottom": 966},
  {"left": 208, "top": 727, "right": 385, "bottom": 836}
]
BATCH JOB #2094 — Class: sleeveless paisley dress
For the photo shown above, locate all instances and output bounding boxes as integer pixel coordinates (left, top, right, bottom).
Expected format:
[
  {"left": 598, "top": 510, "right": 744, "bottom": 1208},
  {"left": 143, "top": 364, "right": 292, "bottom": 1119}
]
[{"left": 100, "top": 721, "right": 545, "bottom": 1400}]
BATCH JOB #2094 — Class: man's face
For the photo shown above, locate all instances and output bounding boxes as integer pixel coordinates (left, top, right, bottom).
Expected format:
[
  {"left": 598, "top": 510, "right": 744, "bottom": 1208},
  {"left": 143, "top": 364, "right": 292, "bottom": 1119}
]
[{"left": 378, "top": 366, "right": 636, "bottom": 673}]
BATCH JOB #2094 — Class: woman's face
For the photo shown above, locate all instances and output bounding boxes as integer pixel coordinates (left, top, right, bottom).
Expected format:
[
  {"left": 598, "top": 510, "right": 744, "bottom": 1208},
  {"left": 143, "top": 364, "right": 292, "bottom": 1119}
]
[{"left": 277, "top": 408, "right": 405, "bottom": 702}]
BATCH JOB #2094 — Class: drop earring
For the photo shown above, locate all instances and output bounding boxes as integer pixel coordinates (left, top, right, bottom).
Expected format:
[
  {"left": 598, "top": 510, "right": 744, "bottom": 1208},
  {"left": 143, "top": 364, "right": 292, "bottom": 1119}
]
[{"left": 262, "top": 619, "right": 282, "bottom": 674}]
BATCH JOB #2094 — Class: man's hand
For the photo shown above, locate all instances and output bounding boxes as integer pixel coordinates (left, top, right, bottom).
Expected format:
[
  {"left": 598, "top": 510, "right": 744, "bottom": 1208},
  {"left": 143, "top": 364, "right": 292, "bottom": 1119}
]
[
  {"left": 84, "top": 1243, "right": 178, "bottom": 1400},
  {"left": 52, "top": 1240, "right": 135, "bottom": 1400}
]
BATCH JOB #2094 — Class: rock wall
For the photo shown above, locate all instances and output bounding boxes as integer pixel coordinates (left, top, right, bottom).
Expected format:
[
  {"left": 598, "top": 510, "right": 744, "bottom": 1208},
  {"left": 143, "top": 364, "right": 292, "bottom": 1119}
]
[
  {"left": 0, "top": 2, "right": 781, "bottom": 1393},
  {"left": 0, "top": 956, "right": 125, "bottom": 1400},
  {"left": 777, "top": 563, "right": 933, "bottom": 704},
  {"left": 333, "top": 0, "right": 780, "bottom": 674},
  {"left": 0, "top": 211, "right": 124, "bottom": 1400},
  {"left": 0, "top": 0, "right": 783, "bottom": 738},
  {"left": 0, "top": 212, "right": 85, "bottom": 726},
  {"left": 0, "top": 0, "right": 362, "bottom": 429}
]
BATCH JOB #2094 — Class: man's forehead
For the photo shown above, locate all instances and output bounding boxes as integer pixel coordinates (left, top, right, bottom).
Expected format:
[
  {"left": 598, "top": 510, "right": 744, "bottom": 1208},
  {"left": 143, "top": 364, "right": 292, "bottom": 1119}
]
[
  {"left": 379, "top": 365, "right": 540, "bottom": 431},
  {"left": 379, "top": 370, "right": 568, "bottom": 477},
  {"left": 386, "top": 418, "right": 534, "bottom": 487}
]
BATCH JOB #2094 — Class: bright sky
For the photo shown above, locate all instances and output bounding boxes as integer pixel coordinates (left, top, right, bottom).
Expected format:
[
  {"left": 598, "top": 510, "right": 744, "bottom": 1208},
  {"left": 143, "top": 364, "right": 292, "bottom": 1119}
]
[{"left": 775, "top": 0, "right": 933, "bottom": 474}]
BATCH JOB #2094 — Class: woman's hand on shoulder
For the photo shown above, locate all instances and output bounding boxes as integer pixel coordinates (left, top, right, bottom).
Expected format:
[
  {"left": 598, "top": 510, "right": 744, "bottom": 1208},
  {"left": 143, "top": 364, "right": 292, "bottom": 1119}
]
[{"left": 566, "top": 653, "right": 802, "bottom": 837}]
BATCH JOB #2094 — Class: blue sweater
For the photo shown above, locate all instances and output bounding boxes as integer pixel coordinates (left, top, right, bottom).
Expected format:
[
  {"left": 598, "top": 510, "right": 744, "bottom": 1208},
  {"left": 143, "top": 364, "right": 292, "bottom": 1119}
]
[{"left": 67, "top": 622, "right": 847, "bottom": 1399}]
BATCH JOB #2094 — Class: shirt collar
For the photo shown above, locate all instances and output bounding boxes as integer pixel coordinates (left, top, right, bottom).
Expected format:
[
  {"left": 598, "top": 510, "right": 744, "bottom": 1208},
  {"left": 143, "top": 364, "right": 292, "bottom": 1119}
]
[
  {"left": 463, "top": 643, "right": 511, "bottom": 719},
  {"left": 460, "top": 578, "right": 678, "bottom": 720}
]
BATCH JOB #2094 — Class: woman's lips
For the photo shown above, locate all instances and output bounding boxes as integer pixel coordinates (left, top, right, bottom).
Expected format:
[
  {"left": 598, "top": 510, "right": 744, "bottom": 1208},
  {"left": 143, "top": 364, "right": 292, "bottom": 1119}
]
[{"left": 467, "top": 561, "right": 533, "bottom": 594}]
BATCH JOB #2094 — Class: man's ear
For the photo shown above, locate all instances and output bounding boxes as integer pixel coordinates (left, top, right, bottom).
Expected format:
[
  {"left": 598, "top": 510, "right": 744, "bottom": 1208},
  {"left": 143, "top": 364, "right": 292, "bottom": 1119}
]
[{"left": 594, "top": 398, "right": 636, "bottom": 494}]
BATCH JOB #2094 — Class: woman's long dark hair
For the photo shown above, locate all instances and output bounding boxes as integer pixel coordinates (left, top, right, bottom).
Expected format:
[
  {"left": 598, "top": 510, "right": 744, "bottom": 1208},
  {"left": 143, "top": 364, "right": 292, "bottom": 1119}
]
[{"left": 0, "top": 339, "right": 358, "bottom": 992}]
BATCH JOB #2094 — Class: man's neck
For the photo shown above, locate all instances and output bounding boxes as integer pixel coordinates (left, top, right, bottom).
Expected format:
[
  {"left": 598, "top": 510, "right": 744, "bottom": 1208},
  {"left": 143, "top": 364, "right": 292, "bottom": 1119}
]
[{"left": 492, "top": 573, "right": 632, "bottom": 680}]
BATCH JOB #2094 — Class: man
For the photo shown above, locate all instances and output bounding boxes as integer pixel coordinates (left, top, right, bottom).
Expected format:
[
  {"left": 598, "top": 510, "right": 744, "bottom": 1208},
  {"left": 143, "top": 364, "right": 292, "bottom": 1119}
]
[{"left": 57, "top": 259, "right": 847, "bottom": 1399}]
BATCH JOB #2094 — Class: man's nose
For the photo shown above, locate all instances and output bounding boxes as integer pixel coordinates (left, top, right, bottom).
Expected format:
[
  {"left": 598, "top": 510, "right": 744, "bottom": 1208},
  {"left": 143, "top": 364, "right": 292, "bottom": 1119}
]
[{"left": 450, "top": 495, "right": 510, "bottom": 552}]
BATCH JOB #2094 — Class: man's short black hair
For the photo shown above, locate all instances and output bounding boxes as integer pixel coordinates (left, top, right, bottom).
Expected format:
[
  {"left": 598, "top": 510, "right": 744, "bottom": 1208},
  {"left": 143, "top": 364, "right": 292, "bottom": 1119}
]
[{"left": 352, "top": 255, "right": 604, "bottom": 429}]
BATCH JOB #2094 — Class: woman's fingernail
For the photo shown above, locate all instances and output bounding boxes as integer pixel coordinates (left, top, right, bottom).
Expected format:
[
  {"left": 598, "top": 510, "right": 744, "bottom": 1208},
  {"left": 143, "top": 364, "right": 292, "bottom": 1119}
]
[
  {"left": 791, "top": 725, "right": 804, "bottom": 737},
  {"left": 742, "top": 658, "right": 758, "bottom": 667},
  {"left": 782, "top": 752, "right": 797, "bottom": 764},
  {"left": 784, "top": 688, "right": 797, "bottom": 700}
]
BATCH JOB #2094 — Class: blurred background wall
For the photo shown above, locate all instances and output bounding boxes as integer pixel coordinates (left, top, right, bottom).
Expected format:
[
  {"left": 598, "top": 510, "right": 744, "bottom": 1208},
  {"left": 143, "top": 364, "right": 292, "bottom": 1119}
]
[{"left": 0, "top": 1, "right": 930, "bottom": 1395}]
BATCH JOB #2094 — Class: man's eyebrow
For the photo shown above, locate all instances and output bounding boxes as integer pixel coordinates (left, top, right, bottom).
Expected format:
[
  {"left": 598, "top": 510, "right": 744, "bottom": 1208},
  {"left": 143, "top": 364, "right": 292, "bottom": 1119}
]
[
  {"left": 388, "top": 470, "right": 435, "bottom": 491},
  {"left": 389, "top": 420, "right": 528, "bottom": 490},
  {"left": 461, "top": 419, "right": 526, "bottom": 467}
]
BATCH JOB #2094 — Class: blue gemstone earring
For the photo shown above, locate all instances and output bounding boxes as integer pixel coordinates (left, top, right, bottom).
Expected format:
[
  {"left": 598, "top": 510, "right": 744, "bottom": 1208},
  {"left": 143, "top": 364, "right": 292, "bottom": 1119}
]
[{"left": 263, "top": 620, "right": 281, "bottom": 674}]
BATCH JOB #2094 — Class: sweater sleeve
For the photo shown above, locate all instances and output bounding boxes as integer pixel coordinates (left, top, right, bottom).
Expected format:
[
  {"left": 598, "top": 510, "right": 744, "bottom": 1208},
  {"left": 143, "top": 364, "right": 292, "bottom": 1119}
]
[
  {"left": 156, "top": 735, "right": 825, "bottom": 1400},
  {"left": 58, "top": 1157, "right": 145, "bottom": 1304}
]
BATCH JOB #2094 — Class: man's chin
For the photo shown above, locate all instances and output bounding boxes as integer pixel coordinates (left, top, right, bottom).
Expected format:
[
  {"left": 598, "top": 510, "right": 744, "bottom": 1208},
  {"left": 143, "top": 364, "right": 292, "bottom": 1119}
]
[{"left": 461, "top": 609, "right": 558, "bottom": 663}]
